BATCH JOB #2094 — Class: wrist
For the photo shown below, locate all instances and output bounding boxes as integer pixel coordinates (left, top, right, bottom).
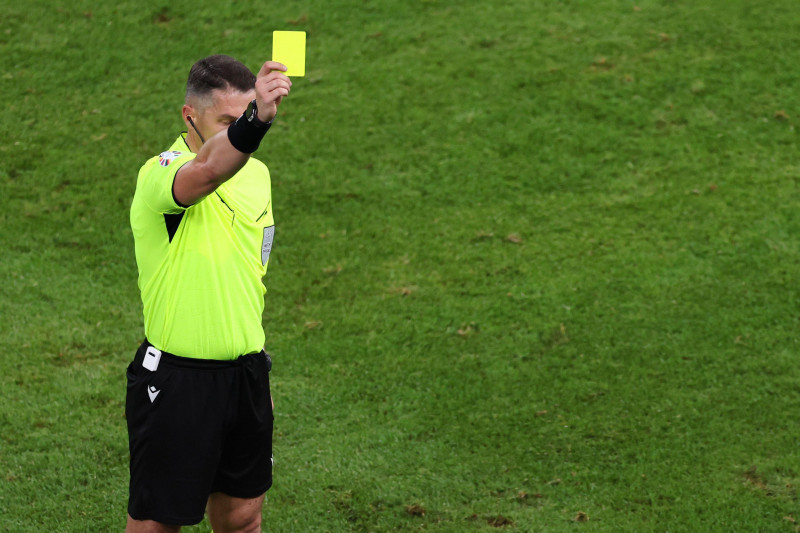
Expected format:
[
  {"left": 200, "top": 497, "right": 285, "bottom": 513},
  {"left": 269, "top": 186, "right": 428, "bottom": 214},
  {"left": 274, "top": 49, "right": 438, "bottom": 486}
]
[
  {"left": 246, "top": 99, "right": 273, "bottom": 128},
  {"left": 227, "top": 101, "right": 273, "bottom": 154},
  {"left": 256, "top": 110, "right": 275, "bottom": 125}
]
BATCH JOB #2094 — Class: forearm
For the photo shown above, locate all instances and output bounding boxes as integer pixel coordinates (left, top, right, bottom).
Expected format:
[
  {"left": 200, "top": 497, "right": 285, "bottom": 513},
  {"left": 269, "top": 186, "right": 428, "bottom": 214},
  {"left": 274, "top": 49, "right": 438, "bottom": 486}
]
[
  {"left": 173, "top": 116, "right": 269, "bottom": 206},
  {"left": 172, "top": 61, "right": 290, "bottom": 207},
  {"left": 191, "top": 129, "right": 250, "bottom": 192}
]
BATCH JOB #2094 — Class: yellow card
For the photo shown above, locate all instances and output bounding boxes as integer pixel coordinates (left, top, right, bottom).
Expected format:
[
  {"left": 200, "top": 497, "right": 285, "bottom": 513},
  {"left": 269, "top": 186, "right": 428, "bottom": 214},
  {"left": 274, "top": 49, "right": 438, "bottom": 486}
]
[{"left": 272, "top": 31, "right": 306, "bottom": 77}]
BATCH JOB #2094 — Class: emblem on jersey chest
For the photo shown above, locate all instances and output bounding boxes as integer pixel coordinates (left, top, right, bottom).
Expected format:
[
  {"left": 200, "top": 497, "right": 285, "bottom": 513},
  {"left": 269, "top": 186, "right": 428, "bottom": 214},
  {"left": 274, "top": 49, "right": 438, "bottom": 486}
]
[{"left": 262, "top": 225, "right": 275, "bottom": 265}]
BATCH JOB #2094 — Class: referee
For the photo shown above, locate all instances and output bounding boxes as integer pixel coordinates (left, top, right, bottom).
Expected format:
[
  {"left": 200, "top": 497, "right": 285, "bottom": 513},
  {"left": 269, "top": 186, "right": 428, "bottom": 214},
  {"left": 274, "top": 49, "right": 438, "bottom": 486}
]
[{"left": 126, "top": 55, "right": 292, "bottom": 532}]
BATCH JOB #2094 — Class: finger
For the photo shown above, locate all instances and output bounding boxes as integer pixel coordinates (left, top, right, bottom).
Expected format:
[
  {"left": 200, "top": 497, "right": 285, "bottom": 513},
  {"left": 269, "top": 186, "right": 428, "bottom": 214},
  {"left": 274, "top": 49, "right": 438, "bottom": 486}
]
[
  {"left": 256, "top": 88, "right": 289, "bottom": 111},
  {"left": 257, "top": 75, "right": 292, "bottom": 88},
  {"left": 256, "top": 83, "right": 291, "bottom": 103},
  {"left": 255, "top": 78, "right": 291, "bottom": 98},
  {"left": 266, "top": 87, "right": 290, "bottom": 102},
  {"left": 257, "top": 61, "right": 288, "bottom": 77},
  {"left": 258, "top": 78, "right": 292, "bottom": 93},
  {"left": 258, "top": 71, "right": 292, "bottom": 86}
]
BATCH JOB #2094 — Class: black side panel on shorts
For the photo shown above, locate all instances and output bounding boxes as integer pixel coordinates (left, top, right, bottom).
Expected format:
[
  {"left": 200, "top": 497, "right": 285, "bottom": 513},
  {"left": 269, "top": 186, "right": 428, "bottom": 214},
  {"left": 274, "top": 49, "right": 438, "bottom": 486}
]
[{"left": 164, "top": 213, "right": 185, "bottom": 243}]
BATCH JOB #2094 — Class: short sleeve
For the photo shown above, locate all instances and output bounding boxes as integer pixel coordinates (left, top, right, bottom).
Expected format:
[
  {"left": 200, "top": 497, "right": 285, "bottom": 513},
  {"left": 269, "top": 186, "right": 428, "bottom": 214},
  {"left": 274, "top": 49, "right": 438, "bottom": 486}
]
[{"left": 135, "top": 150, "right": 196, "bottom": 214}]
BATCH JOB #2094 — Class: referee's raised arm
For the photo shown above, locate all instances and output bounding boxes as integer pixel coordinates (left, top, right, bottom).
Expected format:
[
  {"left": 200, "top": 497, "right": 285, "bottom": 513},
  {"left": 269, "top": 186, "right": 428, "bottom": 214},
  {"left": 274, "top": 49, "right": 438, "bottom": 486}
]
[{"left": 172, "top": 61, "right": 291, "bottom": 207}]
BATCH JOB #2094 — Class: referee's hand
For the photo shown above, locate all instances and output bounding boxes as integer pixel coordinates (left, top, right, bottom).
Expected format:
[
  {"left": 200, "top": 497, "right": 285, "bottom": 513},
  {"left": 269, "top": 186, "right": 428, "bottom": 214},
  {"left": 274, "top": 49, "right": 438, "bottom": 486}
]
[{"left": 255, "top": 61, "right": 292, "bottom": 123}]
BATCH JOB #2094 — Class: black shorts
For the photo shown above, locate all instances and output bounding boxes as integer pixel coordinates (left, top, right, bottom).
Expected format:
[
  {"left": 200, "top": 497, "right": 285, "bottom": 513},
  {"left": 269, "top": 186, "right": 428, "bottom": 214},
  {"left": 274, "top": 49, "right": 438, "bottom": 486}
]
[{"left": 125, "top": 340, "right": 273, "bottom": 525}]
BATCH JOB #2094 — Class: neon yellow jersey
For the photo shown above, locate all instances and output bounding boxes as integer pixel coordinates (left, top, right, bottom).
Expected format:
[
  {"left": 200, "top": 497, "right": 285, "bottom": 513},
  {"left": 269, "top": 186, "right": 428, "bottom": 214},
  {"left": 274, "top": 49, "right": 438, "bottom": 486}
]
[{"left": 130, "top": 134, "right": 275, "bottom": 360}]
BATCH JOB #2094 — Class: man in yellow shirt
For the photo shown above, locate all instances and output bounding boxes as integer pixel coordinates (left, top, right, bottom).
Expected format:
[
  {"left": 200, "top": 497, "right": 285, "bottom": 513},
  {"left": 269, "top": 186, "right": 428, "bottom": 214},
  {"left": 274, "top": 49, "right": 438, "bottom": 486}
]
[{"left": 127, "top": 54, "right": 292, "bottom": 532}]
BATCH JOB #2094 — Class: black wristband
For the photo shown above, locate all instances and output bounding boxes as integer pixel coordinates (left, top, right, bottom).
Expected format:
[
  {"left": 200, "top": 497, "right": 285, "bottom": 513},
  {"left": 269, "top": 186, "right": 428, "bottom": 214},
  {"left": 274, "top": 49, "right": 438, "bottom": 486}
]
[{"left": 227, "top": 112, "right": 272, "bottom": 154}]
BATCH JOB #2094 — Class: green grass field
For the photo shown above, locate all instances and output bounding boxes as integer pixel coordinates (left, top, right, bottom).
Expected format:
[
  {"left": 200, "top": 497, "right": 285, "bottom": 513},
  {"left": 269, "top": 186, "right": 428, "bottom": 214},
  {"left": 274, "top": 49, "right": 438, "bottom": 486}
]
[{"left": 2, "top": 0, "right": 800, "bottom": 531}]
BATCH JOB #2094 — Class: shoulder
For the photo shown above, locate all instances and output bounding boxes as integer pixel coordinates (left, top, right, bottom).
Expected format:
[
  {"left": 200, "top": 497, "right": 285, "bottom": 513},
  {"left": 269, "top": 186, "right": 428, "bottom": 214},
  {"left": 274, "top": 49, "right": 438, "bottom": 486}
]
[
  {"left": 138, "top": 147, "right": 195, "bottom": 178},
  {"left": 239, "top": 157, "right": 271, "bottom": 184},
  {"left": 133, "top": 138, "right": 196, "bottom": 213},
  {"left": 139, "top": 136, "right": 194, "bottom": 172},
  {"left": 245, "top": 156, "right": 270, "bottom": 174}
]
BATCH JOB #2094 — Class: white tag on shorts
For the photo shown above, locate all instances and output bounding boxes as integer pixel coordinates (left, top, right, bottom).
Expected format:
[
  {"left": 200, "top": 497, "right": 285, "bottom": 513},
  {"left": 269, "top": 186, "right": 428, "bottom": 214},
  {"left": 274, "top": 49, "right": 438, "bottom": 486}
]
[
  {"left": 262, "top": 226, "right": 275, "bottom": 266},
  {"left": 143, "top": 346, "right": 162, "bottom": 372}
]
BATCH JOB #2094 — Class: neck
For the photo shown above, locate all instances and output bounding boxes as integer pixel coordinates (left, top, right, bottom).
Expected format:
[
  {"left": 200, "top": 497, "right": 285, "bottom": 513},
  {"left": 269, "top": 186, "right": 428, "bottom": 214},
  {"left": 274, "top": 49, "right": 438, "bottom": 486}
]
[
  {"left": 185, "top": 115, "right": 206, "bottom": 153},
  {"left": 185, "top": 131, "right": 202, "bottom": 153}
]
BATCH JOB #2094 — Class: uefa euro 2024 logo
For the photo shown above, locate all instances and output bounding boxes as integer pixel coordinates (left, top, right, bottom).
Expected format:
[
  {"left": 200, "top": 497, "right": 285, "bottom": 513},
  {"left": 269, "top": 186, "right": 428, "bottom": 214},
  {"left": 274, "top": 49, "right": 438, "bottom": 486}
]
[{"left": 158, "top": 151, "right": 183, "bottom": 167}]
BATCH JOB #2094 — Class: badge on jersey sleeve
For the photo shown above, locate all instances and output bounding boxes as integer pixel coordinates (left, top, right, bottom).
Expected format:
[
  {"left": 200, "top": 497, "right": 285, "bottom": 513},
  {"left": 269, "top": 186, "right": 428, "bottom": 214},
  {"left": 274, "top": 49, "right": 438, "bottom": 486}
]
[
  {"left": 262, "top": 225, "right": 275, "bottom": 265},
  {"left": 159, "top": 151, "right": 183, "bottom": 167}
]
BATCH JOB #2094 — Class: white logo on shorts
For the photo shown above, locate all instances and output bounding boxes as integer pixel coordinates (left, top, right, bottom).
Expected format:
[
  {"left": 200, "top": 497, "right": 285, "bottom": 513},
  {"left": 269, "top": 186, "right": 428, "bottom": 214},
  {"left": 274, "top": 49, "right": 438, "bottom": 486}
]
[{"left": 148, "top": 385, "right": 161, "bottom": 403}]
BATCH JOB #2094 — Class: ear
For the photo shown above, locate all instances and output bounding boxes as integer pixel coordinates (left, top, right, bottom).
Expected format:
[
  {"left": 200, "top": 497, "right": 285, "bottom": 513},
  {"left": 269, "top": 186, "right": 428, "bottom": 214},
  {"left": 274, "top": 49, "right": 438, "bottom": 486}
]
[{"left": 181, "top": 104, "right": 195, "bottom": 128}]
